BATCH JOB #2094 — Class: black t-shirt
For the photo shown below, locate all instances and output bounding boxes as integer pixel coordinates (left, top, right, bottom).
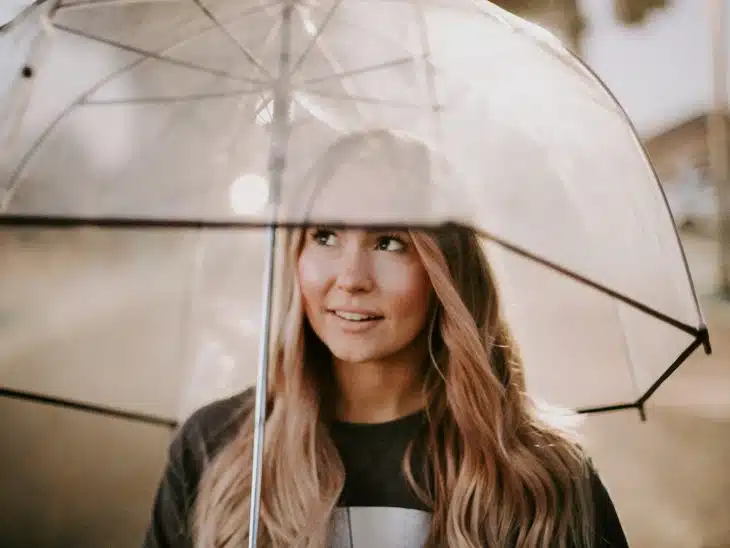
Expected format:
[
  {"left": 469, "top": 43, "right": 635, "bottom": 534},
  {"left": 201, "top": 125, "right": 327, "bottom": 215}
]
[{"left": 143, "top": 389, "right": 629, "bottom": 547}]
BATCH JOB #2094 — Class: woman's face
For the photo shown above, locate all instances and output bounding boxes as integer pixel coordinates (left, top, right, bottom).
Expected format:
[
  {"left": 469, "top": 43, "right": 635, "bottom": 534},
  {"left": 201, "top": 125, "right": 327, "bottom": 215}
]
[{"left": 297, "top": 228, "right": 432, "bottom": 365}]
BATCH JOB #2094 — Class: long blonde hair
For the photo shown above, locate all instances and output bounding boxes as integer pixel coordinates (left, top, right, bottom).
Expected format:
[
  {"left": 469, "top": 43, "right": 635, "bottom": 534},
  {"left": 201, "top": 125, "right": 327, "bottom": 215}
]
[{"left": 192, "top": 224, "right": 594, "bottom": 548}]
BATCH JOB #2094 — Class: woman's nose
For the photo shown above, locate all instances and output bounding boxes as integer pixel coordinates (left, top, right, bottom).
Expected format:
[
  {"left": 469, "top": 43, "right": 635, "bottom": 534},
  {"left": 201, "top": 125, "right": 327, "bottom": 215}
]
[{"left": 335, "top": 246, "right": 373, "bottom": 292}]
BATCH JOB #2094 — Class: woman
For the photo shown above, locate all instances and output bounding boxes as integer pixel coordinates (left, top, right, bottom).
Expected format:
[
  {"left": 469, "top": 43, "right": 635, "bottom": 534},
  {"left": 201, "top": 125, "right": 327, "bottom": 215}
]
[{"left": 143, "top": 132, "right": 629, "bottom": 548}]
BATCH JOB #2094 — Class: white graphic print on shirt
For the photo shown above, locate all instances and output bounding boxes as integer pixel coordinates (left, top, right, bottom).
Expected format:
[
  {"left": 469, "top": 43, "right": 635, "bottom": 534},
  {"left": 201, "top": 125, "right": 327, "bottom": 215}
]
[{"left": 328, "top": 507, "right": 430, "bottom": 548}]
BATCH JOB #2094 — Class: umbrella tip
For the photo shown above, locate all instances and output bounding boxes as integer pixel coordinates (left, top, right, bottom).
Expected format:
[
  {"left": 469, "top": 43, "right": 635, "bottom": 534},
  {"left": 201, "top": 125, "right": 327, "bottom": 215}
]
[
  {"left": 21, "top": 65, "right": 33, "bottom": 78},
  {"left": 638, "top": 405, "right": 647, "bottom": 422},
  {"left": 699, "top": 326, "right": 712, "bottom": 355}
]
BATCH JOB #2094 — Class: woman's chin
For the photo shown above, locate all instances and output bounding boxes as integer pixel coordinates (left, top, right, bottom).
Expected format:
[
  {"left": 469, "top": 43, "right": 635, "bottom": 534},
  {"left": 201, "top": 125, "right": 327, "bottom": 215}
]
[
  {"left": 330, "top": 349, "right": 379, "bottom": 366},
  {"left": 326, "top": 341, "right": 385, "bottom": 366}
]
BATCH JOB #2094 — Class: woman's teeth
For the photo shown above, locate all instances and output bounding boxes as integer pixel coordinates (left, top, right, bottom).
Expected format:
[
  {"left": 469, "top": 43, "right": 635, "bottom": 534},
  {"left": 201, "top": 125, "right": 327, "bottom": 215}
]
[{"left": 334, "top": 311, "right": 378, "bottom": 321}]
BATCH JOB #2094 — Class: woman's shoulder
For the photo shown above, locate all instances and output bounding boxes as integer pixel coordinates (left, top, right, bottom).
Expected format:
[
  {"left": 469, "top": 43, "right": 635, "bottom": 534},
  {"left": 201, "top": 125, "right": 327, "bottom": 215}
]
[
  {"left": 584, "top": 457, "right": 630, "bottom": 547},
  {"left": 169, "top": 387, "right": 255, "bottom": 479},
  {"left": 143, "top": 388, "right": 257, "bottom": 547},
  {"left": 539, "top": 441, "right": 629, "bottom": 546}
]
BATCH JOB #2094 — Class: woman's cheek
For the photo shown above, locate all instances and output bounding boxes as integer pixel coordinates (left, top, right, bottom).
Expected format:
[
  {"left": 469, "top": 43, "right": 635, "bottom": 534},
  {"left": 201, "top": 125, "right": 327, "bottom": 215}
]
[
  {"left": 297, "top": 254, "right": 330, "bottom": 296},
  {"left": 376, "top": 259, "right": 428, "bottom": 293}
]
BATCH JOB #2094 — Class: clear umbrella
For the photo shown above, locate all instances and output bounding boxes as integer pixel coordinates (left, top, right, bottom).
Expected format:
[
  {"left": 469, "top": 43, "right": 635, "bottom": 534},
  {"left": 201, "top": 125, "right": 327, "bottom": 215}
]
[{"left": 0, "top": 0, "right": 712, "bottom": 543}]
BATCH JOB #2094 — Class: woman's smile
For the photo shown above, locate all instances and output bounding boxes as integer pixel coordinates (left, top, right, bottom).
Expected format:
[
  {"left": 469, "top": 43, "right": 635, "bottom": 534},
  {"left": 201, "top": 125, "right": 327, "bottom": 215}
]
[{"left": 327, "top": 309, "right": 385, "bottom": 333}]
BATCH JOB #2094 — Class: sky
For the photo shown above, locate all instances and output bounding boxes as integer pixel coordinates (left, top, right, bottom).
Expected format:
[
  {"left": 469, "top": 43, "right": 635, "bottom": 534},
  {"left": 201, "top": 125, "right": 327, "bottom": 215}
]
[
  {"left": 0, "top": 0, "right": 35, "bottom": 27},
  {"left": 579, "top": 0, "right": 723, "bottom": 138}
]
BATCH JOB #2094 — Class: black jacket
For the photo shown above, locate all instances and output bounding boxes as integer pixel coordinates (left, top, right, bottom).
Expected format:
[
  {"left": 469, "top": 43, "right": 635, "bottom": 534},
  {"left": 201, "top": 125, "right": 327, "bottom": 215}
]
[{"left": 143, "top": 389, "right": 629, "bottom": 547}]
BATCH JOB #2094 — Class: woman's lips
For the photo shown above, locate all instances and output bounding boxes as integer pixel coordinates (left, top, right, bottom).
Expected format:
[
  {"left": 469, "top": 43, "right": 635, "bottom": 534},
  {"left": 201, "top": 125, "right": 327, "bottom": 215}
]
[
  {"left": 331, "top": 310, "right": 382, "bottom": 321},
  {"left": 328, "top": 310, "right": 384, "bottom": 332}
]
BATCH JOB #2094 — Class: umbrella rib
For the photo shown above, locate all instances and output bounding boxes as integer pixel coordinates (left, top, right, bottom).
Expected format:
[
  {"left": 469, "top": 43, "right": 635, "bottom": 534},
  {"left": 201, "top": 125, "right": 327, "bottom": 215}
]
[
  {"left": 288, "top": 0, "right": 345, "bottom": 78},
  {"left": 82, "top": 87, "right": 267, "bottom": 105},
  {"left": 252, "top": 91, "right": 274, "bottom": 121},
  {"left": 191, "top": 0, "right": 273, "bottom": 82},
  {"left": 246, "top": 17, "right": 285, "bottom": 122},
  {"left": 171, "top": 228, "right": 210, "bottom": 431},
  {"left": 299, "top": 89, "right": 424, "bottom": 108},
  {"left": 613, "top": 301, "right": 642, "bottom": 402},
  {"left": 55, "top": 0, "right": 287, "bottom": 59},
  {"left": 291, "top": 6, "right": 367, "bottom": 125},
  {"left": 53, "top": 23, "right": 266, "bottom": 85},
  {"left": 56, "top": 0, "right": 281, "bottom": 17},
  {"left": 410, "top": 0, "right": 440, "bottom": 113},
  {"left": 87, "top": 74, "right": 233, "bottom": 208},
  {"left": 0, "top": 386, "right": 177, "bottom": 428},
  {"left": 636, "top": 331, "right": 708, "bottom": 407},
  {"left": 291, "top": 96, "right": 346, "bottom": 132},
  {"left": 472, "top": 227, "right": 702, "bottom": 336},
  {"left": 58, "top": 0, "right": 184, "bottom": 9},
  {"left": 408, "top": 0, "right": 448, "bottom": 197},
  {"left": 576, "top": 329, "right": 708, "bottom": 418},
  {"left": 299, "top": 56, "right": 418, "bottom": 85},
  {"left": 576, "top": 402, "right": 638, "bottom": 415}
]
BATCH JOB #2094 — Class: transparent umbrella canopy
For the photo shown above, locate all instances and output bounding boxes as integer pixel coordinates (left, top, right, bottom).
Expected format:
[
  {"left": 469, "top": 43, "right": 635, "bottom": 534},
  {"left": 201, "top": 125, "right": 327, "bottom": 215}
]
[{"left": 0, "top": 0, "right": 711, "bottom": 481}]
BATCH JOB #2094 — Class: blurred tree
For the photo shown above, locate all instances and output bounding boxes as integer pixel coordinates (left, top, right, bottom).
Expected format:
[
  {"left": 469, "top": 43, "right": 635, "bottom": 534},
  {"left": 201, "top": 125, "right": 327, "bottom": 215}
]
[
  {"left": 708, "top": 0, "right": 730, "bottom": 298},
  {"left": 491, "top": 0, "right": 671, "bottom": 28},
  {"left": 490, "top": 0, "right": 585, "bottom": 54},
  {"left": 490, "top": 0, "right": 535, "bottom": 12},
  {"left": 613, "top": 0, "right": 670, "bottom": 26}
]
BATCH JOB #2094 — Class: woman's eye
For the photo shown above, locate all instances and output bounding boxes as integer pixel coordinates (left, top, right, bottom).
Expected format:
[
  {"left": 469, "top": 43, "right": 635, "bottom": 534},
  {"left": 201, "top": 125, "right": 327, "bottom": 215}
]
[
  {"left": 311, "top": 229, "right": 337, "bottom": 246},
  {"left": 376, "top": 236, "right": 406, "bottom": 252}
]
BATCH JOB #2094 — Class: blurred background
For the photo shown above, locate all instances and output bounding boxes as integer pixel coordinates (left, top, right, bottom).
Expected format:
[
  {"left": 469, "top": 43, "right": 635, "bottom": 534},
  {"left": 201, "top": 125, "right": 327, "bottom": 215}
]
[
  {"left": 0, "top": 0, "right": 729, "bottom": 547},
  {"left": 502, "top": 1, "right": 730, "bottom": 547}
]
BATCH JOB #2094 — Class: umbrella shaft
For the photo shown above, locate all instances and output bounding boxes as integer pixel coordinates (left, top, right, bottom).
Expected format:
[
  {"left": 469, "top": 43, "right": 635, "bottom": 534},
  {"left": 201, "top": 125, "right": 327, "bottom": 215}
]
[
  {"left": 248, "top": 224, "right": 278, "bottom": 548},
  {"left": 249, "top": 3, "right": 294, "bottom": 544}
]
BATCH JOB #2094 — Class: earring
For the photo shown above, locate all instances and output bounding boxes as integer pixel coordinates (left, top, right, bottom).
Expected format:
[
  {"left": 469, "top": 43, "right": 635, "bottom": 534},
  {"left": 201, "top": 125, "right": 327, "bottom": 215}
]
[{"left": 427, "top": 309, "right": 447, "bottom": 382}]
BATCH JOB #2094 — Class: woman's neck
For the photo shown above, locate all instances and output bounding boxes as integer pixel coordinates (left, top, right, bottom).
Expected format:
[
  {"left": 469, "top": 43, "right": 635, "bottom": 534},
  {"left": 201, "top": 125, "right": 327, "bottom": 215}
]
[{"left": 332, "top": 354, "right": 426, "bottom": 424}]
